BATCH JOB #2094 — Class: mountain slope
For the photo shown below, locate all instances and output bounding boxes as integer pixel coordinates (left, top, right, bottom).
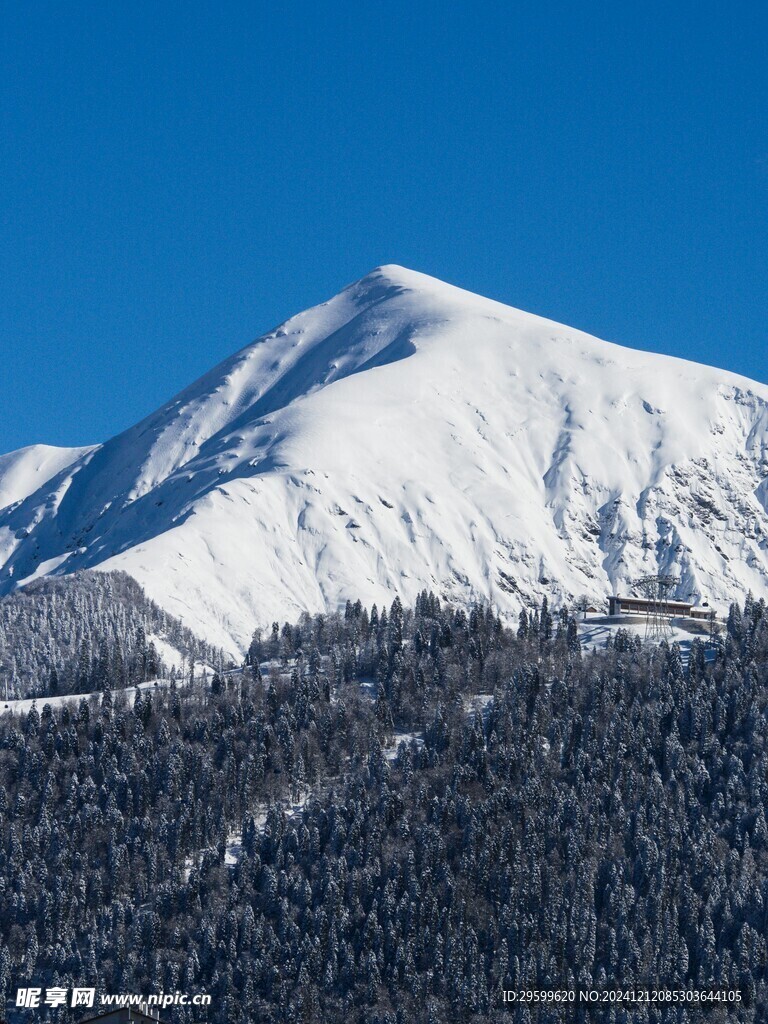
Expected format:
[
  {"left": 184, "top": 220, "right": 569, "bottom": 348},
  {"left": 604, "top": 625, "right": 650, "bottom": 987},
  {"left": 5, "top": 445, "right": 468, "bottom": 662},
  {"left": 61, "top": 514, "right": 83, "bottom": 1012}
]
[
  {"left": 0, "top": 443, "right": 95, "bottom": 512},
  {"left": 1, "top": 265, "right": 767, "bottom": 652}
]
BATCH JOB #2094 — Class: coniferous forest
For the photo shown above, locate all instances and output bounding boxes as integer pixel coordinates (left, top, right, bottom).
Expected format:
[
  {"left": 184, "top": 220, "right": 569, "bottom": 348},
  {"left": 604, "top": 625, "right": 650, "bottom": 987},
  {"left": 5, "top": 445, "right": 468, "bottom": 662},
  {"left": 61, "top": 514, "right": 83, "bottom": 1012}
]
[
  {"left": 0, "top": 573, "right": 223, "bottom": 700},
  {"left": 1, "top": 589, "right": 768, "bottom": 1022}
]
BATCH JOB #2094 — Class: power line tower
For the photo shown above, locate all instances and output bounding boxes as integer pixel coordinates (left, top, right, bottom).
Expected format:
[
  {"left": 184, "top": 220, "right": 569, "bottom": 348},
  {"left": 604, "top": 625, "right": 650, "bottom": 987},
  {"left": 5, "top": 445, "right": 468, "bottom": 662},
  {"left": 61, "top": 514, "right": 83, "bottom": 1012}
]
[{"left": 634, "top": 574, "right": 680, "bottom": 642}]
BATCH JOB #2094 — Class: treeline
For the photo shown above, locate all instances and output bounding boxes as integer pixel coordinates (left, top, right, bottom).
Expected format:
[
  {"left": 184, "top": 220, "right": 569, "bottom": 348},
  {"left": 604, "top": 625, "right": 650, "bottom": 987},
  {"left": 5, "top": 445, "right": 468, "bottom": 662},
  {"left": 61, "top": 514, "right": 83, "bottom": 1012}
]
[
  {"left": 0, "top": 592, "right": 767, "bottom": 1022},
  {"left": 0, "top": 571, "right": 223, "bottom": 699}
]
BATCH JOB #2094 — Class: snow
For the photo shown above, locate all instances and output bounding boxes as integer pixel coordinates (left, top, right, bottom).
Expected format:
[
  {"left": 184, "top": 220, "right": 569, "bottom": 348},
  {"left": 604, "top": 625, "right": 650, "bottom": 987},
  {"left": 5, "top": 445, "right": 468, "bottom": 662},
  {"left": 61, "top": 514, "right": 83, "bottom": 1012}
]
[
  {"left": 0, "top": 691, "right": 88, "bottom": 716},
  {"left": 148, "top": 633, "right": 187, "bottom": 672},
  {"left": 464, "top": 693, "right": 494, "bottom": 713},
  {"left": 578, "top": 613, "right": 719, "bottom": 663},
  {"left": 2, "top": 265, "right": 768, "bottom": 653},
  {"left": 0, "top": 443, "right": 95, "bottom": 513},
  {"left": 0, "top": 650, "right": 216, "bottom": 717},
  {"left": 15, "top": 552, "right": 73, "bottom": 587},
  {"left": 0, "top": 677, "right": 169, "bottom": 717},
  {"left": 383, "top": 731, "right": 424, "bottom": 760}
]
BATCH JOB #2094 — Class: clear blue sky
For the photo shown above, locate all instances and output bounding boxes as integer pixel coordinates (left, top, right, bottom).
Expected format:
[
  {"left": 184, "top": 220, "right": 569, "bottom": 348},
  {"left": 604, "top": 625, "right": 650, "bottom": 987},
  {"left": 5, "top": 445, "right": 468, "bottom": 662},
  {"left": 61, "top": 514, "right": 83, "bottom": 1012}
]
[{"left": 1, "top": 1, "right": 766, "bottom": 454}]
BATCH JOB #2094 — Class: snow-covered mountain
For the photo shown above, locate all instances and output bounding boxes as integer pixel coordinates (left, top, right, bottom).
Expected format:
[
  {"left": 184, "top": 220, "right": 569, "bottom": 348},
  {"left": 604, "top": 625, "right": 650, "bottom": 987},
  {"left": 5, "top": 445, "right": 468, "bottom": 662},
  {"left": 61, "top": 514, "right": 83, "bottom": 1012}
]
[{"left": 2, "top": 265, "right": 768, "bottom": 652}]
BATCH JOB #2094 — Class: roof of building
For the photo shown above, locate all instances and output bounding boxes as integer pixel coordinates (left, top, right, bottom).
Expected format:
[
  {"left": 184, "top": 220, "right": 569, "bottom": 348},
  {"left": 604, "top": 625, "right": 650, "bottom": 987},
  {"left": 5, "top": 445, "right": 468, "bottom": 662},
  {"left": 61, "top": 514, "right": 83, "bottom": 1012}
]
[{"left": 78, "top": 1006, "right": 167, "bottom": 1024}]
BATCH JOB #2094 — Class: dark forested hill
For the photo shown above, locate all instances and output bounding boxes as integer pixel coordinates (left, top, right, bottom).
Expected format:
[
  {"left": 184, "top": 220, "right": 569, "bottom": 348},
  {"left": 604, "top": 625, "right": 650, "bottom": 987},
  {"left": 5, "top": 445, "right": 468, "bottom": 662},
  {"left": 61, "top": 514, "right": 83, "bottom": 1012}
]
[
  {"left": 0, "top": 571, "right": 223, "bottom": 700},
  {"left": 1, "top": 593, "right": 767, "bottom": 1022}
]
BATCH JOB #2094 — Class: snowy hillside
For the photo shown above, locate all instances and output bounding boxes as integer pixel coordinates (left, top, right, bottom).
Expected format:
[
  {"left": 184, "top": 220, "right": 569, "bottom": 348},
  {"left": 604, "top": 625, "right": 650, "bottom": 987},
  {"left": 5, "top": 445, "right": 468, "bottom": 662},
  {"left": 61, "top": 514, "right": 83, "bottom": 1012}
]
[
  {"left": 0, "top": 443, "right": 94, "bottom": 512},
  {"left": 1, "top": 265, "right": 768, "bottom": 653}
]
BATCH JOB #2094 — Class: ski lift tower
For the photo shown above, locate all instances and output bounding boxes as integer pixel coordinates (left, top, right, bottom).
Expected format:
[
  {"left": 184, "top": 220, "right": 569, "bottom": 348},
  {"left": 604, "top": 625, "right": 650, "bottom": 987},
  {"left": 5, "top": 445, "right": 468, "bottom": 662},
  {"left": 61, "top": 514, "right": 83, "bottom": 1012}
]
[{"left": 634, "top": 574, "right": 681, "bottom": 642}]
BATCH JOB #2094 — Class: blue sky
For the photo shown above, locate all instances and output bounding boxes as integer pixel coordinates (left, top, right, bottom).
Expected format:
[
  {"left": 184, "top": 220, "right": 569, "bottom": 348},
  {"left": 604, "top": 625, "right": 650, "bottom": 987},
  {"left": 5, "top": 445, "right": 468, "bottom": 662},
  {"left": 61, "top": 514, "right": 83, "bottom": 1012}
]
[{"left": 1, "top": 1, "right": 766, "bottom": 453}]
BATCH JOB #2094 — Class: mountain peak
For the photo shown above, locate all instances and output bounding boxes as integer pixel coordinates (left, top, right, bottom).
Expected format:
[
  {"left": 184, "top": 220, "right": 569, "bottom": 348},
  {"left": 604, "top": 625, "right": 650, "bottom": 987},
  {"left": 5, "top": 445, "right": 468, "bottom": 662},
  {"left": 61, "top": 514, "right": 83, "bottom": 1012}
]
[
  {"left": 346, "top": 265, "right": 546, "bottom": 330},
  {"left": 340, "top": 264, "right": 449, "bottom": 310},
  {"left": 3, "top": 269, "right": 768, "bottom": 653},
  {"left": 358, "top": 264, "right": 434, "bottom": 288},
  {"left": 348, "top": 264, "right": 489, "bottom": 310}
]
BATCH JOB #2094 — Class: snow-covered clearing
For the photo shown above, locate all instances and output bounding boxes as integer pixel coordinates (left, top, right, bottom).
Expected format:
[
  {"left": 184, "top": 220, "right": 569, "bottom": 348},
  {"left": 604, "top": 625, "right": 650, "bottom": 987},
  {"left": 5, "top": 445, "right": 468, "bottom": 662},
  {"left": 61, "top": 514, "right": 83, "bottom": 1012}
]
[
  {"left": 578, "top": 613, "right": 720, "bottom": 664},
  {"left": 0, "top": 678, "right": 171, "bottom": 717},
  {"left": 0, "top": 652, "right": 217, "bottom": 717},
  {"left": 383, "top": 731, "right": 424, "bottom": 761}
]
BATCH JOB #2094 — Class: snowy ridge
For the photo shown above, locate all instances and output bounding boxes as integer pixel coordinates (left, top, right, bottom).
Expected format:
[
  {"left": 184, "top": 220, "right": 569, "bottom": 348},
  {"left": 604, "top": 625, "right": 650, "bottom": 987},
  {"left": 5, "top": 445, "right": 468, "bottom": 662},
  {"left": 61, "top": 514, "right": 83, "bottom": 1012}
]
[
  {"left": 0, "top": 444, "right": 95, "bottom": 512},
  {"left": 2, "top": 265, "right": 768, "bottom": 653}
]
